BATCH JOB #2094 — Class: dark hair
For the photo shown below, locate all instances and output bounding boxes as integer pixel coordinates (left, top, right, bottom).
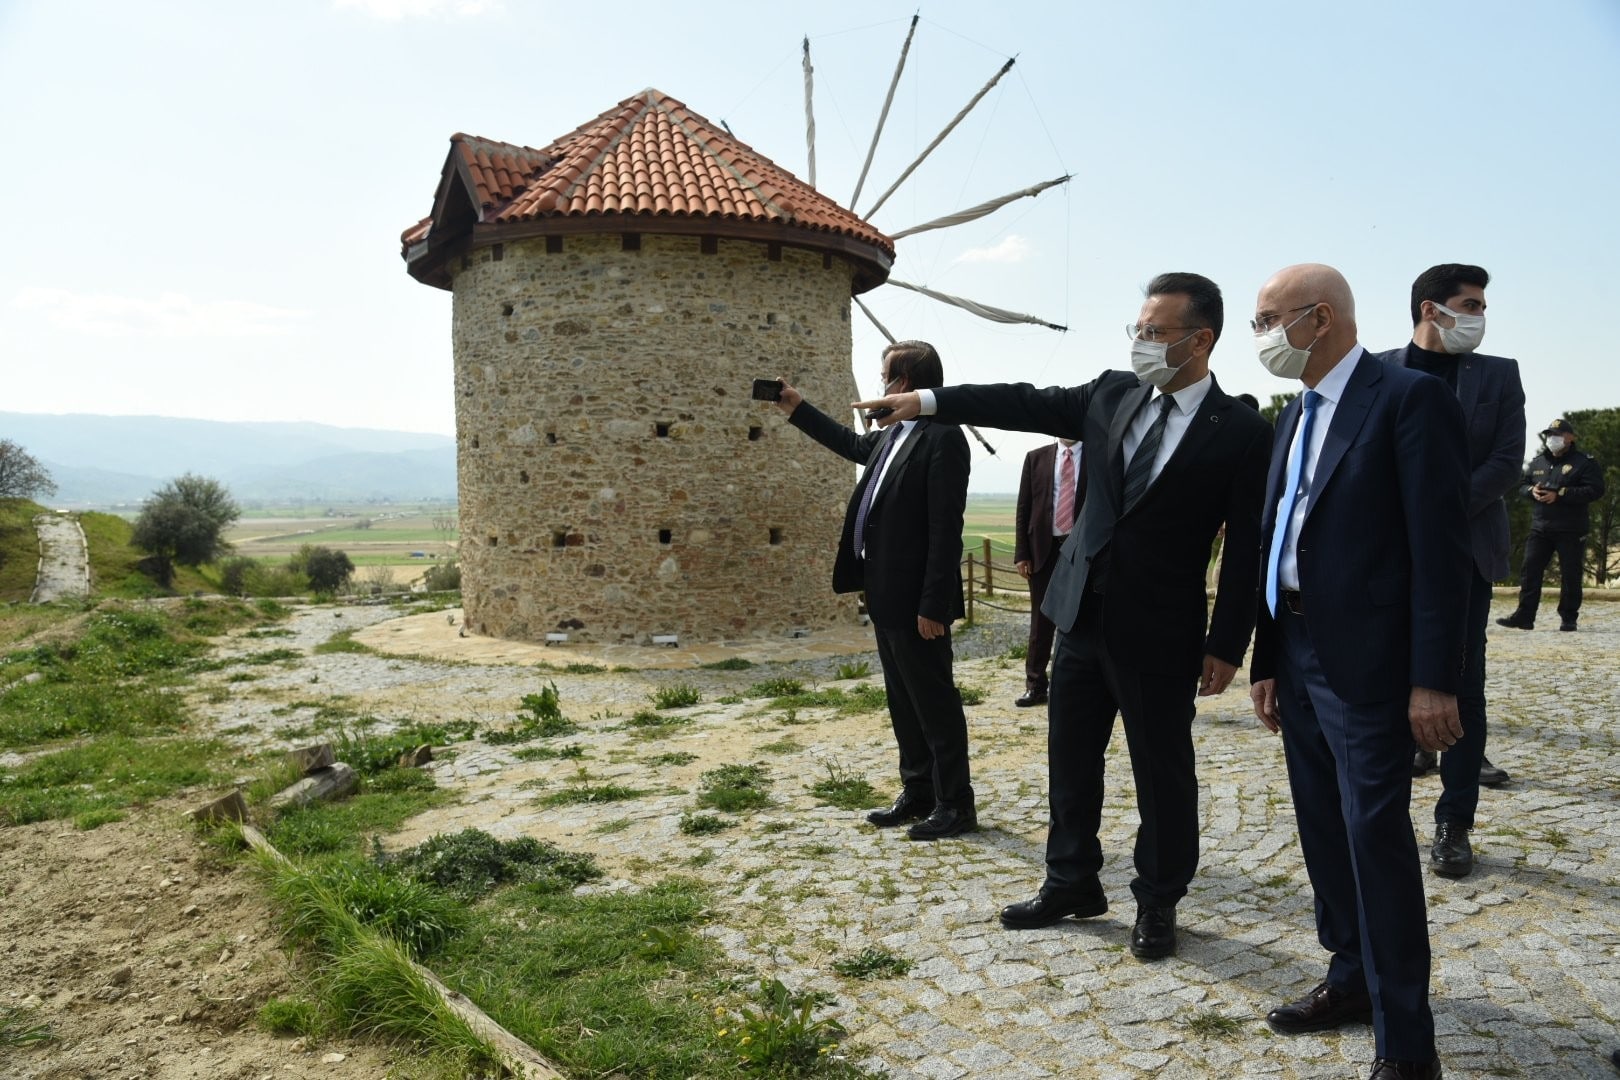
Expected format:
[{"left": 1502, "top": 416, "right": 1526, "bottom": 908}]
[
  {"left": 883, "top": 340, "right": 944, "bottom": 390},
  {"left": 1410, "top": 264, "right": 1490, "bottom": 326},
  {"left": 1235, "top": 393, "right": 1259, "bottom": 410},
  {"left": 1145, "top": 272, "right": 1223, "bottom": 345}
]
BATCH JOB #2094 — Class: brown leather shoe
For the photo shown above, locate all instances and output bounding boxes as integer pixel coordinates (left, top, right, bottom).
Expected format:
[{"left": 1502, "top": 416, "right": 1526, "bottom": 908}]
[
  {"left": 1266, "top": 980, "right": 1373, "bottom": 1034},
  {"left": 1368, "top": 1057, "right": 1441, "bottom": 1079}
]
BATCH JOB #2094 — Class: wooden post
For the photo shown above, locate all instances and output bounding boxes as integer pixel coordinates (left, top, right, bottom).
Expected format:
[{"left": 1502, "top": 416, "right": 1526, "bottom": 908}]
[
  {"left": 982, "top": 537, "right": 994, "bottom": 595},
  {"left": 965, "top": 554, "right": 975, "bottom": 624}
]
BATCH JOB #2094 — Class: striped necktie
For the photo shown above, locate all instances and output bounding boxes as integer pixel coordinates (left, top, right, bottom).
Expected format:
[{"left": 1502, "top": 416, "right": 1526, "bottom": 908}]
[{"left": 1122, "top": 394, "right": 1175, "bottom": 511}]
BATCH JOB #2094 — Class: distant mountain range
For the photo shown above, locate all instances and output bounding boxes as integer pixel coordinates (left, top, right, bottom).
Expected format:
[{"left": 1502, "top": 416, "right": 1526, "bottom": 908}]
[{"left": 2, "top": 412, "right": 457, "bottom": 507}]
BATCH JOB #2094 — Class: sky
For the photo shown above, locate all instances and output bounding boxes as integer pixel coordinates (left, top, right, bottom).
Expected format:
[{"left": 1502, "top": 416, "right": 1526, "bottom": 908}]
[{"left": 2, "top": 0, "right": 1617, "bottom": 493}]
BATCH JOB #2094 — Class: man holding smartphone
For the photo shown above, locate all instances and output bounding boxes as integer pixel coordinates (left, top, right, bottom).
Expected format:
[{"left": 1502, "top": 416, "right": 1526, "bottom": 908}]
[{"left": 770, "top": 341, "right": 977, "bottom": 841}]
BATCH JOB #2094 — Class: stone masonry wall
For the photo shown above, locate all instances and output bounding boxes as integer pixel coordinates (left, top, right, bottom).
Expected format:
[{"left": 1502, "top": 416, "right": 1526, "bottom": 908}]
[{"left": 449, "top": 233, "right": 867, "bottom": 643}]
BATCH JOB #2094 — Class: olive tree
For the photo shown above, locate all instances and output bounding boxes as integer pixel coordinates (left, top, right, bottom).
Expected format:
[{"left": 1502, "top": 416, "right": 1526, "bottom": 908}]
[
  {"left": 130, "top": 474, "right": 240, "bottom": 585},
  {"left": 0, "top": 440, "right": 56, "bottom": 502}
]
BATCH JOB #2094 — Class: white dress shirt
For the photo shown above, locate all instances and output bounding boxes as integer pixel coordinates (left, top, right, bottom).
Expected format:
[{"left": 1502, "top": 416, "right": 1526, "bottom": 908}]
[
  {"left": 860, "top": 418, "right": 916, "bottom": 558},
  {"left": 1276, "top": 344, "right": 1364, "bottom": 590},
  {"left": 1052, "top": 441, "right": 1081, "bottom": 535},
  {"left": 1121, "top": 373, "right": 1213, "bottom": 487}
]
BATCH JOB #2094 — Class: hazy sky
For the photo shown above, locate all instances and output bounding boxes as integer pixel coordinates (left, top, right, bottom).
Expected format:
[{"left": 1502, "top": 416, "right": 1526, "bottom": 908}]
[{"left": 2, "top": 0, "right": 1617, "bottom": 492}]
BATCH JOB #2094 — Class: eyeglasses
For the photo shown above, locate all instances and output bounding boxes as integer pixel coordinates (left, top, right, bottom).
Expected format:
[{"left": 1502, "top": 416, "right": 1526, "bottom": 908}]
[
  {"left": 1124, "top": 324, "right": 1199, "bottom": 343},
  {"left": 1249, "top": 303, "right": 1321, "bottom": 334}
]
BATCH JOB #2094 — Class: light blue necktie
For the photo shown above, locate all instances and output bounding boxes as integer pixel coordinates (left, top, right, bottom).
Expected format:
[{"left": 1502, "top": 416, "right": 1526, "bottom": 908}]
[{"left": 1265, "top": 390, "right": 1322, "bottom": 616}]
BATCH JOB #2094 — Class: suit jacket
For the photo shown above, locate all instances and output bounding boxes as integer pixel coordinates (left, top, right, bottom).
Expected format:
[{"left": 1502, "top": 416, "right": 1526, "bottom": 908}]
[
  {"left": 933, "top": 372, "right": 1271, "bottom": 678},
  {"left": 1376, "top": 345, "right": 1525, "bottom": 581},
  {"left": 1251, "top": 351, "right": 1471, "bottom": 703},
  {"left": 1014, "top": 443, "right": 1085, "bottom": 573},
  {"left": 789, "top": 401, "right": 969, "bottom": 630}
]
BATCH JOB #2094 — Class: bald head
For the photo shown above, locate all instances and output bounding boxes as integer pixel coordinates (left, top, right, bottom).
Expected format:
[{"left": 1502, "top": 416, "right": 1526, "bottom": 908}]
[{"left": 1254, "top": 263, "right": 1359, "bottom": 387}]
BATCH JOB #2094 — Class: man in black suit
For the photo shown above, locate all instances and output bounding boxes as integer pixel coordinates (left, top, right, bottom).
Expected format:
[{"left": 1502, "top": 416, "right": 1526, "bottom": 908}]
[
  {"left": 774, "top": 340, "right": 976, "bottom": 841},
  {"left": 855, "top": 273, "right": 1271, "bottom": 959},
  {"left": 1250, "top": 264, "right": 1469, "bottom": 1080},
  {"left": 1012, "top": 438, "right": 1084, "bottom": 707},
  {"left": 1376, "top": 263, "right": 1526, "bottom": 878}
]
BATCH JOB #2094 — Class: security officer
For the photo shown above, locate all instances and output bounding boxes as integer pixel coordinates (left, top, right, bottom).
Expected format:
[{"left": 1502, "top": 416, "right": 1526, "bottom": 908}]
[{"left": 1498, "top": 418, "right": 1606, "bottom": 632}]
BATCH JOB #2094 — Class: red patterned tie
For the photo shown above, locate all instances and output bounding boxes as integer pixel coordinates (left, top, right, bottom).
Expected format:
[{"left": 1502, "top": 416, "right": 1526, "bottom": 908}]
[{"left": 1055, "top": 447, "right": 1076, "bottom": 534}]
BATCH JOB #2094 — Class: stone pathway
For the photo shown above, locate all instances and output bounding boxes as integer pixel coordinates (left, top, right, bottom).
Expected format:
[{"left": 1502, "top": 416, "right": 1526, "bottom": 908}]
[
  {"left": 196, "top": 596, "right": 1620, "bottom": 1079},
  {"left": 29, "top": 512, "right": 89, "bottom": 603}
]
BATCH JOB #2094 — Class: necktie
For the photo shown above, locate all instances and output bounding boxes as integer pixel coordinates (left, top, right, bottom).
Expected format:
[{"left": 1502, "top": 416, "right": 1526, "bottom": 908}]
[
  {"left": 852, "top": 424, "right": 904, "bottom": 555},
  {"left": 1055, "top": 448, "right": 1077, "bottom": 533},
  {"left": 1265, "top": 390, "right": 1323, "bottom": 616},
  {"left": 1122, "top": 394, "right": 1175, "bottom": 511}
]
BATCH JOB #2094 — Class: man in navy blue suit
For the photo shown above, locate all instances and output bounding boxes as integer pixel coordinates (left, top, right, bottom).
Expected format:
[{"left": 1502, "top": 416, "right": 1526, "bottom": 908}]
[
  {"left": 1376, "top": 264, "right": 1525, "bottom": 879},
  {"left": 1249, "top": 264, "right": 1470, "bottom": 1080}
]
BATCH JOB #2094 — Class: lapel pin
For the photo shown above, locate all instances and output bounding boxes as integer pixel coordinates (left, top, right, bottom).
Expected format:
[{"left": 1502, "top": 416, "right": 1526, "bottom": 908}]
[{"left": 1210, "top": 414, "right": 1221, "bottom": 422}]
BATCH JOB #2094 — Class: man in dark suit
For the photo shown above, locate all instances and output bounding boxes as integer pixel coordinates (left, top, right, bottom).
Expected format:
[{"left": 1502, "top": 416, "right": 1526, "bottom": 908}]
[
  {"left": 774, "top": 340, "right": 976, "bottom": 841},
  {"left": 1376, "top": 263, "right": 1526, "bottom": 879},
  {"left": 854, "top": 272, "right": 1271, "bottom": 960},
  {"left": 1249, "top": 264, "right": 1469, "bottom": 1080},
  {"left": 1012, "top": 438, "right": 1084, "bottom": 707}
]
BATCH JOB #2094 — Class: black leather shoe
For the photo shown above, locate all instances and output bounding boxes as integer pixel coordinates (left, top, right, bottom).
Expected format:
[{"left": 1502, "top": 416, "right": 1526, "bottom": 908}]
[
  {"left": 1495, "top": 613, "right": 1534, "bottom": 629},
  {"left": 1014, "top": 690, "right": 1048, "bottom": 708},
  {"left": 1560, "top": 619, "right": 1577, "bottom": 632},
  {"left": 1266, "top": 980, "right": 1373, "bottom": 1033},
  {"left": 906, "top": 805, "right": 976, "bottom": 841},
  {"left": 1412, "top": 749, "right": 1438, "bottom": 777},
  {"left": 1430, "top": 821, "right": 1473, "bottom": 878},
  {"left": 866, "top": 791, "right": 934, "bottom": 828},
  {"left": 1478, "top": 756, "right": 1511, "bottom": 787},
  {"left": 1368, "top": 1057, "right": 1442, "bottom": 1079},
  {"left": 999, "top": 883, "right": 1108, "bottom": 929},
  {"left": 1129, "top": 904, "right": 1176, "bottom": 960}
]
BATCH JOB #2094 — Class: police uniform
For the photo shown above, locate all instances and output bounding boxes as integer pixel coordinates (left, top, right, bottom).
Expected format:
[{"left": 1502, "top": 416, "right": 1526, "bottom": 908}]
[{"left": 1500, "top": 418, "right": 1607, "bottom": 630}]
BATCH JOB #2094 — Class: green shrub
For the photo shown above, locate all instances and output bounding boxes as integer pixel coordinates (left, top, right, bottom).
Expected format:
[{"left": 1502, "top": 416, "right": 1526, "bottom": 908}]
[
  {"left": 536, "top": 784, "right": 650, "bottom": 808},
  {"left": 651, "top": 684, "right": 701, "bottom": 710},
  {"left": 831, "top": 946, "right": 911, "bottom": 980},
  {"left": 834, "top": 661, "right": 871, "bottom": 680},
  {"left": 678, "top": 812, "right": 733, "bottom": 836},
  {"left": 697, "top": 764, "right": 771, "bottom": 813},
  {"left": 808, "top": 761, "right": 877, "bottom": 811},
  {"left": 698, "top": 657, "right": 755, "bottom": 671},
  {"left": 721, "top": 978, "right": 845, "bottom": 1075},
  {"left": 958, "top": 685, "right": 985, "bottom": 706},
  {"left": 387, "top": 828, "right": 601, "bottom": 901},
  {"left": 421, "top": 560, "right": 461, "bottom": 592},
  {"left": 256, "top": 996, "right": 323, "bottom": 1037},
  {"left": 745, "top": 677, "right": 804, "bottom": 699}
]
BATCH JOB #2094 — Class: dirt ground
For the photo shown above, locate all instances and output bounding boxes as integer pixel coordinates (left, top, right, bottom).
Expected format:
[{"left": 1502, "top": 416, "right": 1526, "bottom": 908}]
[{"left": 0, "top": 804, "right": 397, "bottom": 1080}]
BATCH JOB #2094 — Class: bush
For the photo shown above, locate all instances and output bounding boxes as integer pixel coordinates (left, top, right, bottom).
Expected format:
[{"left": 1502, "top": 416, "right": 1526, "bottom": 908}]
[
  {"left": 422, "top": 560, "right": 461, "bottom": 592},
  {"left": 388, "top": 828, "right": 602, "bottom": 901},
  {"left": 294, "top": 545, "right": 355, "bottom": 594},
  {"left": 218, "top": 556, "right": 256, "bottom": 596},
  {"left": 129, "top": 474, "right": 240, "bottom": 586},
  {"left": 651, "top": 684, "right": 701, "bottom": 710}
]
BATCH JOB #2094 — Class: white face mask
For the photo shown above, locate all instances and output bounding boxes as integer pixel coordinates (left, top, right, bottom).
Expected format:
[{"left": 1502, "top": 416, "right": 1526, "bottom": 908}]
[
  {"left": 1130, "top": 333, "right": 1195, "bottom": 389},
  {"left": 1546, "top": 436, "right": 1568, "bottom": 454},
  {"left": 1432, "top": 301, "right": 1486, "bottom": 354},
  {"left": 1253, "top": 305, "right": 1319, "bottom": 380}
]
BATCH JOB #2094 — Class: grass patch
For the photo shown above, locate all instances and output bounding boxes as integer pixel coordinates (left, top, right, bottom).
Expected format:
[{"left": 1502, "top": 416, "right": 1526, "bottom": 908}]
[
  {"left": 593, "top": 818, "right": 632, "bottom": 835},
  {"left": 699, "top": 657, "right": 755, "bottom": 670},
  {"left": 834, "top": 661, "right": 872, "bottom": 680},
  {"left": 536, "top": 784, "right": 651, "bottom": 808},
  {"left": 512, "top": 744, "right": 587, "bottom": 762},
  {"left": 831, "top": 946, "right": 912, "bottom": 980},
  {"left": 266, "top": 777, "right": 451, "bottom": 858},
  {"left": 808, "top": 761, "right": 878, "bottom": 811},
  {"left": 1183, "top": 1009, "right": 1243, "bottom": 1039},
  {"left": 314, "top": 630, "right": 374, "bottom": 655},
  {"left": 697, "top": 763, "right": 772, "bottom": 813},
  {"left": 724, "top": 978, "right": 851, "bottom": 1076},
  {"left": 642, "top": 751, "right": 698, "bottom": 767},
  {"left": 746, "top": 677, "right": 805, "bottom": 698},
  {"left": 1004, "top": 642, "right": 1028, "bottom": 660},
  {"left": 758, "top": 737, "right": 802, "bottom": 755},
  {"left": 332, "top": 719, "right": 478, "bottom": 775},
  {"left": 957, "top": 685, "right": 985, "bottom": 706},
  {"left": 0, "top": 735, "right": 226, "bottom": 826},
  {"left": 0, "top": 1003, "right": 54, "bottom": 1047},
  {"left": 485, "top": 683, "right": 578, "bottom": 743},
  {"left": 650, "top": 683, "right": 701, "bottom": 710},
  {"left": 678, "top": 812, "right": 733, "bottom": 836},
  {"left": 765, "top": 684, "right": 888, "bottom": 716},
  {"left": 256, "top": 995, "right": 322, "bottom": 1037},
  {"left": 628, "top": 708, "right": 692, "bottom": 730}
]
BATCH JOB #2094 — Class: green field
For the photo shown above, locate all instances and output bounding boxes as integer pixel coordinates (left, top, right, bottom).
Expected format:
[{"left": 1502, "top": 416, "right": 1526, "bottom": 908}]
[{"left": 963, "top": 495, "right": 1018, "bottom": 557}]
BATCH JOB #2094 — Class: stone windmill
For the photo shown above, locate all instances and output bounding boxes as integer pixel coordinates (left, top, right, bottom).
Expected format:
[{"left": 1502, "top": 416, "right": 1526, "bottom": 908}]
[{"left": 401, "top": 89, "right": 895, "bottom": 644}]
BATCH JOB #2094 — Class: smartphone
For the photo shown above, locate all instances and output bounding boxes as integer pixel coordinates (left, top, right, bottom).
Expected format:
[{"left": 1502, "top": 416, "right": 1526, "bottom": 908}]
[
  {"left": 864, "top": 407, "right": 895, "bottom": 421},
  {"left": 751, "top": 378, "right": 784, "bottom": 402}
]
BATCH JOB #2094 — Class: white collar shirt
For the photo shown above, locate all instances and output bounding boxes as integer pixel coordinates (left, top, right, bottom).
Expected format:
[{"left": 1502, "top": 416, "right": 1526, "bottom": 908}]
[
  {"left": 1277, "top": 344, "right": 1364, "bottom": 590},
  {"left": 1121, "top": 372, "right": 1213, "bottom": 487},
  {"left": 860, "top": 418, "right": 916, "bottom": 558}
]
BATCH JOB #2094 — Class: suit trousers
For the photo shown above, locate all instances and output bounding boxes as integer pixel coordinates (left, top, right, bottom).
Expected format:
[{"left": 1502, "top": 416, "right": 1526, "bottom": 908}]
[
  {"left": 1436, "top": 570, "right": 1491, "bottom": 827},
  {"left": 1023, "top": 550, "right": 1061, "bottom": 693},
  {"left": 1516, "top": 529, "right": 1587, "bottom": 622},
  {"left": 1275, "top": 608, "right": 1435, "bottom": 1062},
  {"left": 873, "top": 624, "right": 974, "bottom": 812},
  {"left": 1043, "top": 592, "right": 1199, "bottom": 907}
]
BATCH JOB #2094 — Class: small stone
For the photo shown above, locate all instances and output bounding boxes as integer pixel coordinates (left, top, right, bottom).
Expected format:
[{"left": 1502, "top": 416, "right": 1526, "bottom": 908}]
[
  {"left": 321, "top": 1052, "right": 346, "bottom": 1064},
  {"left": 163, "top": 1014, "right": 181, "bottom": 1025},
  {"left": 181, "top": 904, "right": 200, "bottom": 917},
  {"left": 108, "top": 965, "right": 133, "bottom": 986}
]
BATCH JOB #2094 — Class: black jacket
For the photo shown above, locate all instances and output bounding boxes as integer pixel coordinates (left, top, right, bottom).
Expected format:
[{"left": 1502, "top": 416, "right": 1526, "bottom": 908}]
[
  {"left": 932, "top": 372, "right": 1269, "bottom": 678},
  {"left": 1522, "top": 447, "right": 1606, "bottom": 534},
  {"left": 788, "top": 401, "right": 969, "bottom": 630}
]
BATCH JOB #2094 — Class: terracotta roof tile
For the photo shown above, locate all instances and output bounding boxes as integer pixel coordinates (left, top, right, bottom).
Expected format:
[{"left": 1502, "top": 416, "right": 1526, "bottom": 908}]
[{"left": 402, "top": 89, "right": 892, "bottom": 263}]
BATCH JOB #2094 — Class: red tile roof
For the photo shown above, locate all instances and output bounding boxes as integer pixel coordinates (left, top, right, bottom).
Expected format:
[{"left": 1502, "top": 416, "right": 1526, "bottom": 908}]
[{"left": 402, "top": 89, "right": 892, "bottom": 291}]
